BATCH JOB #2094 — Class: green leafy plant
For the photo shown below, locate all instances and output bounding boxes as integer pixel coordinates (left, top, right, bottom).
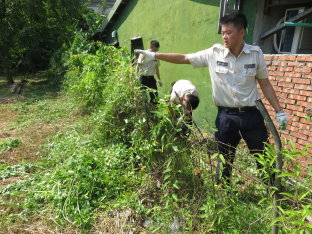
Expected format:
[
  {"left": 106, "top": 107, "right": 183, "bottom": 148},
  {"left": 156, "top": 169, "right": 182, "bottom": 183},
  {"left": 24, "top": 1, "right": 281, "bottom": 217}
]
[{"left": 0, "top": 138, "right": 21, "bottom": 154}]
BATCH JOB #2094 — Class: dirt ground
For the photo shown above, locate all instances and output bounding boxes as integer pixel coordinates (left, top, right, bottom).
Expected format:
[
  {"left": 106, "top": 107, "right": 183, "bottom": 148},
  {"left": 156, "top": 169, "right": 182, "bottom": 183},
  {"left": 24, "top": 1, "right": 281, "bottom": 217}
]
[{"left": 0, "top": 79, "right": 73, "bottom": 184}]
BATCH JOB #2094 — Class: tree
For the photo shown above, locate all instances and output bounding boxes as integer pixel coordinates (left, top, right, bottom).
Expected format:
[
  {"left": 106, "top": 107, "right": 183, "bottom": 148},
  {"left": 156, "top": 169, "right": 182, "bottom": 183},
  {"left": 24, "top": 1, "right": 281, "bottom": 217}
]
[{"left": 0, "top": 0, "right": 88, "bottom": 84}]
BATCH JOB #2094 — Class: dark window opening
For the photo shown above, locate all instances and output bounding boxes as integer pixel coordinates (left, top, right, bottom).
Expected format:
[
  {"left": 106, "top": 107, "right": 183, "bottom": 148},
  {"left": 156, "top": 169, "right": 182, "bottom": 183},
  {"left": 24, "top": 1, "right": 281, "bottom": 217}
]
[{"left": 130, "top": 36, "right": 144, "bottom": 62}]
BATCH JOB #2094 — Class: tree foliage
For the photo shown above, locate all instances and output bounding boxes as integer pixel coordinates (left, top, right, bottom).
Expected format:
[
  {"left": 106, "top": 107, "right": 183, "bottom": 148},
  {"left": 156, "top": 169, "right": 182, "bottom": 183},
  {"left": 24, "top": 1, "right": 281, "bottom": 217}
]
[{"left": 0, "top": 0, "right": 97, "bottom": 84}]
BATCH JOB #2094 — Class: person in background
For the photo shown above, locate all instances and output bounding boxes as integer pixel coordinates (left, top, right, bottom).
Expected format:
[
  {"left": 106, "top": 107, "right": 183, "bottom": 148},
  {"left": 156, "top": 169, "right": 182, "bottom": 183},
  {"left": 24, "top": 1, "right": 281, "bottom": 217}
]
[
  {"left": 136, "top": 40, "right": 162, "bottom": 105},
  {"left": 135, "top": 11, "right": 288, "bottom": 184}
]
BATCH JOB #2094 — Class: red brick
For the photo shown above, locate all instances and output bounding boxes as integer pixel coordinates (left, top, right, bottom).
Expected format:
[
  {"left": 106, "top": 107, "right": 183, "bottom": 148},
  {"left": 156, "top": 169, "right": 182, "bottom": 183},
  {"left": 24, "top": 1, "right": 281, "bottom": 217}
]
[
  {"left": 275, "top": 78, "right": 284, "bottom": 83},
  {"left": 265, "top": 55, "right": 274, "bottom": 60},
  {"left": 282, "top": 134, "right": 297, "bottom": 142},
  {"left": 297, "top": 55, "right": 312, "bottom": 62},
  {"left": 302, "top": 74, "right": 312, "bottom": 79},
  {"left": 297, "top": 138, "right": 309, "bottom": 146},
  {"left": 287, "top": 109, "right": 294, "bottom": 115},
  {"left": 300, "top": 118, "right": 312, "bottom": 125},
  {"left": 279, "top": 82, "right": 295, "bottom": 89},
  {"left": 287, "top": 55, "right": 297, "bottom": 61},
  {"left": 270, "top": 81, "right": 278, "bottom": 86},
  {"left": 302, "top": 129, "right": 312, "bottom": 137},
  {"left": 306, "top": 63, "right": 312, "bottom": 68},
  {"left": 297, "top": 62, "right": 306, "bottom": 67},
  {"left": 287, "top": 62, "right": 297, "bottom": 67},
  {"left": 285, "top": 99, "right": 296, "bottom": 105},
  {"left": 273, "top": 61, "right": 288, "bottom": 66},
  {"left": 295, "top": 112, "right": 308, "bottom": 118},
  {"left": 291, "top": 116, "right": 300, "bottom": 122},
  {"left": 289, "top": 127, "right": 299, "bottom": 134},
  {"left": 278, "top": 92, "right": 288, "bottom": 98},
  {"left": 287, "top": 104, "right": 304, "bottom": 111},
  {"left": 292, "top": 121, "right": 310, "bottom": 130},
  {"left": 292, "top": 78, "right": 311, "bottom": 85},
  {"left": 288, "top": 94, "right": 306, "bottom": 101},
  {"left": 272, "top": 61, "right": 280, "bottom": 66},
  {"left": 289, "top": 89, "right": 300, "bottom": 95},
  {"left": 296, "top": 101, "right": 310, "bottom": 107},
  {"left": 268, "top": 66, "right": 277, "bottom": 71},
  {"left": 285, "top": 72, "right": 302, "bottom": 78},
  {"left": 307, "top": 97, "right": 312, "bottom": 103},
  {"left": 285, "top": 77, "right": 293, "bottom": 83},
  {"left": 294, "top": 67, "right": 312, "bottom": 73},
  {"left": 274, "top": 86, "right": 283, "bottom": 92},
  {"left": 292, "top": 132, "right": 308, "bottom": 140},
  {"left": 299, "top": 90, "right": 312, "bottom": 96},
  {"left": 281, "top": 129, "right": 290, "bottom": 135},
  {"left": 295, "top": 84, "right": 309, "bottom": 90},
  {"left": 286, "top": 67, "right": 294, "bottom": 72},
  {"left": 269, "top": 71, "right": 284, "bottom": 76}
]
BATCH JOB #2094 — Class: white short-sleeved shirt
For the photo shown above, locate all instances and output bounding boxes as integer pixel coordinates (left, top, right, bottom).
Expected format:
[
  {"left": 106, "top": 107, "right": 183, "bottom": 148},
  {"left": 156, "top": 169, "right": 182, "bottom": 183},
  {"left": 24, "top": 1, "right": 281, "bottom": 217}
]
[
  {"left": 186, "top": 43, "right": 268, "bottom": 107},
  {"left": 170, "top": 80, "right": 199, "bottom": 104},
  {"left": 137, "top": 50, "right": 160, "bottom": 76}
]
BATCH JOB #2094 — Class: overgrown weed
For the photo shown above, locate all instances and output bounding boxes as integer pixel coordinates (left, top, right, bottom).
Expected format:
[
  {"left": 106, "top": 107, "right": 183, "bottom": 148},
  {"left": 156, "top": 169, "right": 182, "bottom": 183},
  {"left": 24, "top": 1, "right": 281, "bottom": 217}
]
[{"left": 0, "top": 39, "right": 311, "bottom": 233}]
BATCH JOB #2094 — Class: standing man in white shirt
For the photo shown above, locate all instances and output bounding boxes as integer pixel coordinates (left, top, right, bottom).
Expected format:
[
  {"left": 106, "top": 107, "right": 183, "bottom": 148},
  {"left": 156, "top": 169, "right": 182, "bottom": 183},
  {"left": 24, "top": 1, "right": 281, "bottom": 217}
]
[
  {"left": 136, "top": 40, "right": 162, "bottom": 105},
  {"left": 170, "top": 80, "right": 200, "bottom": 137},
  {"left": 135, "top": 11, "right": 288, "bottom": 184}
]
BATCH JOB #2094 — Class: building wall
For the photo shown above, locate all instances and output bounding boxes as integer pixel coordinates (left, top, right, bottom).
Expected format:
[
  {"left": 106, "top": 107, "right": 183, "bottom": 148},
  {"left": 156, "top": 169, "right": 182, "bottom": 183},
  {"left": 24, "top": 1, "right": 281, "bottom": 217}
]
[
  {"left": 104, "top": 0, "right": 257, "bottom": 128},
  {"left": 104, "top": 0, "right": 222, "bottom": 127},
  {"left": 262, "top": 54, "right": 312, "bottom": 163}
]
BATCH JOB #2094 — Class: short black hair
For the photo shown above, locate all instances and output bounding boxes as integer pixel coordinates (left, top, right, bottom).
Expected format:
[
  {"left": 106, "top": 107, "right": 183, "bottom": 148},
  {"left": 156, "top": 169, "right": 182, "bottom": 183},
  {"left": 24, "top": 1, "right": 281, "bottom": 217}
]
[
  {"left": 220, "top": 11, "right": 247, "bottom": 30},
  {"left": 185, "top": 94, "right": 200, "bottom": 110},
  {"left": 150, "top": 40, "right": 160, "bottom": 48}
]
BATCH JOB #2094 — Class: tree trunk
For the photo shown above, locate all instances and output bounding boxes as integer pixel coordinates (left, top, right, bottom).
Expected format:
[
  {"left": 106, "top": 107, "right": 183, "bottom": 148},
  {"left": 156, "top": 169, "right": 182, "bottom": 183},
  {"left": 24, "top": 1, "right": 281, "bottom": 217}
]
[{"left": 4, "top": 68, "right": 14, "bottom": 85}]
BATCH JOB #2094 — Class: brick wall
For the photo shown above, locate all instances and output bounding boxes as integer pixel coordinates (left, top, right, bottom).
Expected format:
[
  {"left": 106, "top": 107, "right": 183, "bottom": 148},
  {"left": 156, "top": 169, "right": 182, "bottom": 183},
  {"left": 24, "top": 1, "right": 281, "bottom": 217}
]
[{"left": 262, "top": 54, "right": 312, "bottom": 167}]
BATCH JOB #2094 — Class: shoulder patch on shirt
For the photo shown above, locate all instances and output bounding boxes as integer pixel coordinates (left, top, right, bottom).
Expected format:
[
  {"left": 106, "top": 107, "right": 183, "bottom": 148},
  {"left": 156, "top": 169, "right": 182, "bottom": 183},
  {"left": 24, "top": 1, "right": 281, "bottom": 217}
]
[
  {"left": 248, "top": 45, "right": 260, "bottom": 52},
  {"left": 217, "top": 61, "right": 228, "bottom": 67},
  {"left": 244, "top": 64, "right": 256, "bottom": 69}
]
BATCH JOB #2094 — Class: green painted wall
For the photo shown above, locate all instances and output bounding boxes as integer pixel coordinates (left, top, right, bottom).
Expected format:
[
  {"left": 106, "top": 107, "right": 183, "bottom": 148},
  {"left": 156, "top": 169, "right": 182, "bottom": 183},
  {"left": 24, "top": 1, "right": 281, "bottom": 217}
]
[
  {"left": 241, "top": 0, "right": 257, "bottom": 44},
  {"left": 105, "top": 0, "right": 255, "bottom": 130}
]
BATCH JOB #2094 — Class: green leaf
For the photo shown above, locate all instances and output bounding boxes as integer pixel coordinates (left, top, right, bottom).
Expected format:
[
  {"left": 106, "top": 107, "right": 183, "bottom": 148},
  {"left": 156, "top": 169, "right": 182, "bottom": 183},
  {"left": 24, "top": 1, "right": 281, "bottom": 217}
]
[
  {"left": 219, "top": 154, "right": 225, "bottom": 164},
  {"left": 280, "top": 192, "right": 296, "bottom": 200},
  {"left": 277, "top": 172, "right": 294, "bottom": 178},
  {"left": 172, "top": 145, "right": 179, "bottom": 152},
  {"left": 172, "top": 193, "right": 179, "bottom": 201},
  {"left": 211, "top": 153, "right": 219, "bottom": 160},
  {"left": 298, "top": 191, "right": 310, "bottom": 201},
  {"left": 173, "top": 183, "right": 180, "bottom": 190}
]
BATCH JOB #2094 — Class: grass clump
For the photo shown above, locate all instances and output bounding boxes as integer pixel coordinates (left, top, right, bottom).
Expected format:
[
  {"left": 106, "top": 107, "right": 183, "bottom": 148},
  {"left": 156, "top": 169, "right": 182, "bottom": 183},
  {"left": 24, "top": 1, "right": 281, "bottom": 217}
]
[{"left": 0, "top": 139, "right": 21, "bottom": 155}]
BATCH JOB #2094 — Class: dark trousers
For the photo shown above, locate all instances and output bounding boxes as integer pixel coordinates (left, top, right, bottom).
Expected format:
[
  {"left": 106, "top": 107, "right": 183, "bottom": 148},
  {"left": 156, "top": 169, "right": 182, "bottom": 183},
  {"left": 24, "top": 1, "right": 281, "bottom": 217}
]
[
  {"left": 140, "top": 75, "right": 158, "bottom": 105},
  {"left": 214, "top": 107, "right": 269, "bottom": 184}
]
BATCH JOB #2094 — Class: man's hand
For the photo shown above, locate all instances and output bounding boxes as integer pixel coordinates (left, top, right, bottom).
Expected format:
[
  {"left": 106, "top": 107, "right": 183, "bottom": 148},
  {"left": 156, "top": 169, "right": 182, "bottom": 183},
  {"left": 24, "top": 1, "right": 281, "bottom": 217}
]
[
  {"left": 134, "top": 49, "right": 156, "bottom": 63},
  {"left": 275, "top": 110, "right": 288, "bottom": 130},
  {"left": 157, "top": 80, "right": 163, "bottom": 87}
]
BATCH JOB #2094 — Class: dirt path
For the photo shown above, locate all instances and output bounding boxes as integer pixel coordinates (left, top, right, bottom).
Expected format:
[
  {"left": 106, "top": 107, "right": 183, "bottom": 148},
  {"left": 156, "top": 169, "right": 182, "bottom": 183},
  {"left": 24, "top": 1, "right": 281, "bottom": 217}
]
[
  {"left": 0, "top": 104, "right": 67, "bottom": 165},
  {"left": 0, "top": 79, "right": 76, "bottom": 186}
]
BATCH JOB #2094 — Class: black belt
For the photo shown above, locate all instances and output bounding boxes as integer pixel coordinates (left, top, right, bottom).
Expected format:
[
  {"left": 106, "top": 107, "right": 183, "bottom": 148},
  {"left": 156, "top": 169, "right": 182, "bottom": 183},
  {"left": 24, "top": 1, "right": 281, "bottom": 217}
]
[{"left": 218, "top": 106, "right": 258, "bottom": 112}]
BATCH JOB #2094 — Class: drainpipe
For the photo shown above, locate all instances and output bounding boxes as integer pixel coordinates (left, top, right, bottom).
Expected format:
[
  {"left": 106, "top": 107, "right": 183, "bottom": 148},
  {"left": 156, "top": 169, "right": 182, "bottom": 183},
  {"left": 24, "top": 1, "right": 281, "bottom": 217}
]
[{"left": 255, "top": 99, "right": 282, "bottom": 234}]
